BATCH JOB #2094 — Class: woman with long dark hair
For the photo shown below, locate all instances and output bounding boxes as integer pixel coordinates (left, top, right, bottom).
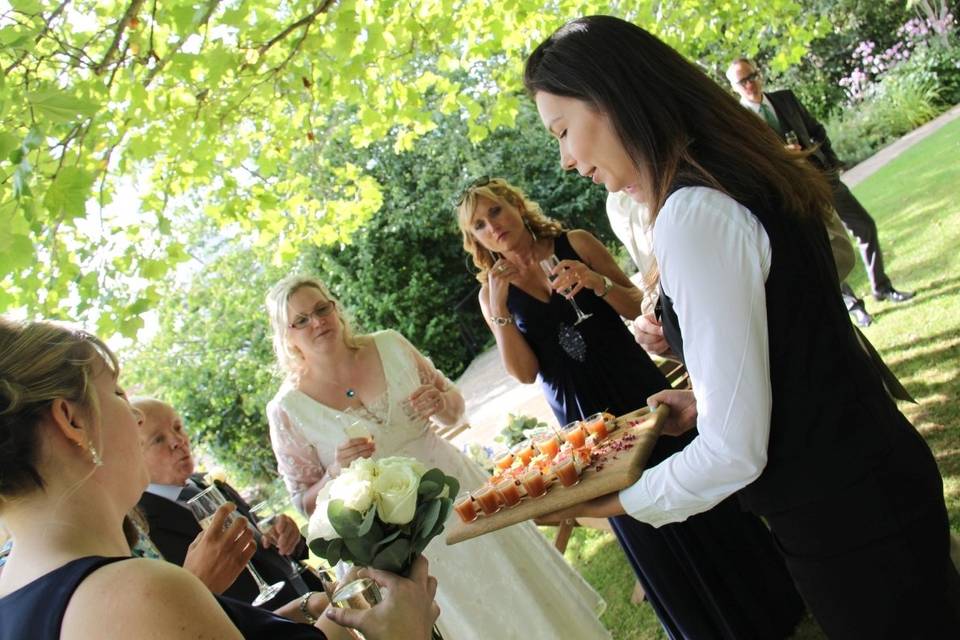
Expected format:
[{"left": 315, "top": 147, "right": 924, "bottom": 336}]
[
  {"left": 457, "top": 178, "right": 805, "bottom": 639},
  {"left": 524, "top": 15, "right": 960, "bottom": 638}
]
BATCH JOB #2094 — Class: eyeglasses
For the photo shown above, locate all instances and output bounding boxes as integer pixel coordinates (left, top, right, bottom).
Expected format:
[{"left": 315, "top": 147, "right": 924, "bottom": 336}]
[
  {"left": 454, "top": 175, "right": 491, "bottom": 207},
  {"left": 736, "top": 71, "right": 760, "bottom": 87},
  {"left": 288, "top": 302, "right": 335, "bottom": 330}
]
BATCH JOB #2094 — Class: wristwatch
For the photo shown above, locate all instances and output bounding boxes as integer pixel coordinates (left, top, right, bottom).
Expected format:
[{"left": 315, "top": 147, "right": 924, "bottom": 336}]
[
  {"left": 597, "top": 275, "right": 614, "bottom": 298},
  {"left": 299, "top": 591, "right": 318, "bottom": 624},
  {"left": 490, "top": 314, "right": 514, "bottom": 326}
]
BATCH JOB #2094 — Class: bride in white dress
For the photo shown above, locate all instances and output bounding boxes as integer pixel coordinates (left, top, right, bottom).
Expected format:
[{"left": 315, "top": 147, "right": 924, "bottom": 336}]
[{"left": 265, "top": 275, "right": 609, "bottom": 640}]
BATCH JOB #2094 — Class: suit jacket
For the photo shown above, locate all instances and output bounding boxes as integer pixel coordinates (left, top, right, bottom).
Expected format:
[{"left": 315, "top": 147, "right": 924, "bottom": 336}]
[
  {"left": 137, "top": 473, "right": 322, "bottom": 607},
  {"left": 765, "top": 89, "right": 842, "bottom": 172}
]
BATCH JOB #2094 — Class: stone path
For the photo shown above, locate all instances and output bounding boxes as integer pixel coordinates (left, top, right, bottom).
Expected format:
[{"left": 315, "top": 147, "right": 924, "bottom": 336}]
[{"left": 449, "top": 104, "right": 960, "bottom": 453}]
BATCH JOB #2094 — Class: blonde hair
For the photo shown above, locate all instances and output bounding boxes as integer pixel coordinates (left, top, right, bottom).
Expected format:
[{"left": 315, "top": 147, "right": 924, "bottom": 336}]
[
  {"left": 265, "top": 275, "right": 363, "bottom": 379},
  {"left": 0, "top": 317, "right": 118, "bottom": 498},
  {"left": 455, "top": 177, "right": 565, "bottom": 283}
]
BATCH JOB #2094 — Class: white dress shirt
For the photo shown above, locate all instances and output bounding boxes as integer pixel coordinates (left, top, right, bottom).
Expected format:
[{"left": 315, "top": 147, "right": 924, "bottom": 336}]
[
  {"left": 619, "top": 187, "right": 773, "bottom": 527},
  {"left": 145, "top": 482, "right": 186, "bottom": 502},
  {"left": 740, "top": 94, "right": 780, "bottom": 122},
  {"left": 606, "top": 192, "right": 658, "bottom": 314}
]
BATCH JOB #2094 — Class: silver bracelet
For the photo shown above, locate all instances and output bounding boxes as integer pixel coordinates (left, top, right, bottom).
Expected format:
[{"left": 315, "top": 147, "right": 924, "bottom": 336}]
[
  {"left": 490, "top": 315, "right": 514, "bottom": 326},
  {"left": 300, "top": 591, "right": 318, "bottom": 625}
]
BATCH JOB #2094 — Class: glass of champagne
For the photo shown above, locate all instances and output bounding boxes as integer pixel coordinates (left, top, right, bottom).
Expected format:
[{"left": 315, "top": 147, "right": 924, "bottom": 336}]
[
  {"left": 332, "top": 577, "right": 383, "bottom": 609},
  {"left": 249, "top": 502, "right": 308, "bottom": 580},
  {"left": 187, "top": 485, "right": 285, "bottom": 606},
  {"left": 539, "top": 254, "right": 593, "bottom": 325}
]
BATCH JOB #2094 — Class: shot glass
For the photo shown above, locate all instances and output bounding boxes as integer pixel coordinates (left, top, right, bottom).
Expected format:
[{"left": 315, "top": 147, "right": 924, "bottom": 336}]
[
  {"left": 493, "top": 449, "right": 514, "bottom": 472},
  {"left": 583, "top": 413, "right": 608, "bottom": 440},
  {"left": 454, "top": 491, "right": 479, "bottom": 523},
  {"left": 532, "top": 429, "right": 561, "bottom": 458},
  {"left": 561, "top": 420, "right": 587, "bottom": 448},
  {"left": 510, "top": 439, "right": 536, "bottom": 466},
  {"left": 521, "top": 468, "right": 548, "bottom": 498},
  {"left": 552, "top": 453, "right": 581, "bottom": 488},
  {"left": 495, "top": 477, "right": 522, "bottom": 508},
  {"left": 473, "top": 484, "right": 502, "bottom": 515}
]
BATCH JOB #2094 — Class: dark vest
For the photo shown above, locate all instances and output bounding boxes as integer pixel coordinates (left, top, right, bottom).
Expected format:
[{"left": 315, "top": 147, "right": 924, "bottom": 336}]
[{"left": 659, "top": 187, "right": 910, "bottom": 516}]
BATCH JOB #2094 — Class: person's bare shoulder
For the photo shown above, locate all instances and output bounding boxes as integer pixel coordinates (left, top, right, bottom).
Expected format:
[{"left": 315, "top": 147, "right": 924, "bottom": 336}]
[{"left": 62, "top": 558, "right": 243, "bottom": 640}]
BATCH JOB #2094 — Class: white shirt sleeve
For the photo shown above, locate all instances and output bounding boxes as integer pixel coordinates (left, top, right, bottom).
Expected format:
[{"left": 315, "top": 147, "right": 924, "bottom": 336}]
[{"left": 618, "top": 187, "right": 773, "bottom": 527}]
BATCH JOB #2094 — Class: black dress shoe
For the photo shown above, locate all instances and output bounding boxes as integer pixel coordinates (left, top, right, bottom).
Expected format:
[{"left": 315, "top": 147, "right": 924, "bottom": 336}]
[
  {"left": 850, "top": 308, "right": 873, "bottom": 327},
  {"left": 873, "top": 288, "right": 915, "bottom": 303}
]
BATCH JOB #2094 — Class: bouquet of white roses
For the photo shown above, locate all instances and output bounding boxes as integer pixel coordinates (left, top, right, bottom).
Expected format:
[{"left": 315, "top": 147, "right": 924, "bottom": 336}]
[{"left": 306, "top": 456, "right": 459, "bottom": 576}]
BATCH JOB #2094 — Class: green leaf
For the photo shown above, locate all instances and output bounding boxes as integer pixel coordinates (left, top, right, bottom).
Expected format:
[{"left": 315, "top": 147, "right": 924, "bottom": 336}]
[
  {"left": 27, "top": 90, "right": 98, "bottom": 124},
  {"left": 443, "top": 475, "right": 460, "bottom": 499},
  {"left": 0, "top": 233, "right": 34, "bottom": 276},
  {"left": 417, "top": 468, "right": 445, "bottom": 500},
  {"left": 357, "top": 501, "right": 377, "bottom": 536},
  {"left": 328, "top": 499, "right": 365, "bottom": 538},
  {"left": 0, "top": 132, "right": 18, "bottom": 160},
  {"left": 343, "top": 535, "right": 374, "bottom": 565},
  {"left": 42, "top": 167, "right": 93, "bottom": 220},
  {"left": 416, "top": 499, "right": 441, "bottom": 540},
  {"left": 10, "top": 0, "right": 42, "bottom": 13},
  {"left": 371, "top": 537, "right": 411, "bottom": 574}
]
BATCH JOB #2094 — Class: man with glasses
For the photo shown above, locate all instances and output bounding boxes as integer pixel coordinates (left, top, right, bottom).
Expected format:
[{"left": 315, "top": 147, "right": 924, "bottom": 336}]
[{"left": 726, "top": 58, "right": 915, "bottom": 327}]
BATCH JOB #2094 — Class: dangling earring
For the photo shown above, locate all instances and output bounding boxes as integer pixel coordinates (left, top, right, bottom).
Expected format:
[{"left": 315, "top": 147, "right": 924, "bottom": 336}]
[
  {"left": 522, "top": 216, "right": 538, "bottom": 243},
  {"left": 88, "top": 441, "right": 103, "bottom": 467}
]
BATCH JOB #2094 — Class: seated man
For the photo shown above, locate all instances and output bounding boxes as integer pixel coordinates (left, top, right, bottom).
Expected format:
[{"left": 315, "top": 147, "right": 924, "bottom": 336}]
[{"left": 134, "top": 397, "right": 325, "bottom": 608}]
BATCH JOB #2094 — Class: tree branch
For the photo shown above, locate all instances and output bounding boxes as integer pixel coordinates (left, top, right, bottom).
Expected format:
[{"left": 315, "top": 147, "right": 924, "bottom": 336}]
[
  {"left": 142, "top": 0, "right": 222, "bottom": 88},
  {"left": 254, "top": 0, "right": 337, "bottom": 58},
  {"left": 4, "top": 0, "right": 71, "bottom": 75},
  {"left": 94, "top": 0, "right": 145, "bottom": 75}
]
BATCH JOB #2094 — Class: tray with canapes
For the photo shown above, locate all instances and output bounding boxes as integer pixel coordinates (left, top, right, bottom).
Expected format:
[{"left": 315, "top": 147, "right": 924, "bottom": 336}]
[{"left": 445, "top": 404, "right": 669, "bottom": 545}]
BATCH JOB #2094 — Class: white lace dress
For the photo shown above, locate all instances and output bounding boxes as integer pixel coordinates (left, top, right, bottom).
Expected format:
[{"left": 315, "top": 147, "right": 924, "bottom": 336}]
[{"left": 267, "top": 330, "right": 609, "bottom": 640}]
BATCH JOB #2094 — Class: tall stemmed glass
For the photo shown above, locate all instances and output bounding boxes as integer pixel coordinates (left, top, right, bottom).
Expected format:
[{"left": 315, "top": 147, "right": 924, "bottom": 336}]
[
  {"left": 187, "top": 485, "right": 284, "bottom": 606},
  {"left": 249, "top": 501, "right": 308, "bottom": 581},
  {"left": 539, "top": 254, "right": 593, "bottom": 325}
]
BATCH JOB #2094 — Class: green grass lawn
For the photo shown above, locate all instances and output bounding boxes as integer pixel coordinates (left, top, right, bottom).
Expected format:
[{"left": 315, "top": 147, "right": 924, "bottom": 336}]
[{"left": 542, "top": 116, "right": 960, "bottom": 640}]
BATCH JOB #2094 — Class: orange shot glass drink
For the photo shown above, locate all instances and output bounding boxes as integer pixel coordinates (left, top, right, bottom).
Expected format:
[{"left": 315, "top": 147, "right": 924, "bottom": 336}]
[
  {"left": 495, "top": 478, "right": 522, "bottom": 507},
  {"left": 493, "top": 450, "right": 514, "bottom": 472},
  {"left": 521, "top": 468, "right": 548, "bottom": 498},
  {"left": 561, "top": 420, "right": 587, "bottom": 448},
  {"left": 511, "top": 439, "right": 536, "bottom": 466},
  {"left": 583, "top": 412, "right": 608, "bottom": 440},
  {"left": 473, "top": 484, "right": 502, "bottom": 516},
  {"left": 454, "top": 491, "right": 478, "bottom": 523},
  {"left": 552, "top": 453, "right": 581, "bottom": 488},
  {"left": 532, "top": 429, "right": 561, "bottom": 459}
]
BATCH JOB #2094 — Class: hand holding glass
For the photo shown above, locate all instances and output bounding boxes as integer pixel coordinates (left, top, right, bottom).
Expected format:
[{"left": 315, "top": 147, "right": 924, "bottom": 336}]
[
  {"left": 187, "top": 485, "right": 284, "bottom": 606},
  {"left": 540, "top": 254, "right": 592, "bottom": 325},
  {"left": 249, "top": 502, "right": 307, "bottom": 579}
]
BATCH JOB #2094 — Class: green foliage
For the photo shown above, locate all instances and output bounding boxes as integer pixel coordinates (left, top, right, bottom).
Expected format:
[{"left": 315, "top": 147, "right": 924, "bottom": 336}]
[
  {"left": 495, "top": 413, "right": 549, "bottom": 447},
  {"left": 0, "top": 0, "right": 821, "bottom": 336},
  {"left": 826, "top": 67, "right": 944, "bottom": 165}
]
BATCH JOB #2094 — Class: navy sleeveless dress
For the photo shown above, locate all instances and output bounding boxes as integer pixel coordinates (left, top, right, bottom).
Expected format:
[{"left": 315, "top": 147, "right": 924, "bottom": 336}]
[
  {"left": 506, "top": 233, "right": 804, "bottom": 639},
  {"left": 0, "top": 556, "right": 325, "bottom": 640}
]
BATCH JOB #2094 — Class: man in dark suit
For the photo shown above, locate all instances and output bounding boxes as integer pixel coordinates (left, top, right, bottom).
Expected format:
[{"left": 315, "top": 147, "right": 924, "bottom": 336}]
[
  {"left": 134, "top": 397, "right": 323, "bottom": 608},
  {"left": 726, "top": 58, "right": 915, "bottom": 327}
]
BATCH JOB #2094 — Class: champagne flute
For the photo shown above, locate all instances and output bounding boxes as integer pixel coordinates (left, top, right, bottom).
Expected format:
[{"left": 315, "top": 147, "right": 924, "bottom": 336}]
[
  {"left": 539, "top": 254, "right": 593, "bottom": 325},
  {"left": 248, "top": 502, "right": 308, "bottom": 580},
  {"left": 187, "top": 485, "right": 284, "bottom": 606}
]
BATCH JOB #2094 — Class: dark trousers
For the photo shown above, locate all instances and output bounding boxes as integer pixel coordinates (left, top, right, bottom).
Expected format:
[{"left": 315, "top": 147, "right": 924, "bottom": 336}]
[
  {"left": 831, "top": 179, "right": 893, "bottom": 295},
  {"left": 766, "top": 429, "right": 960, "bottom": 639}
]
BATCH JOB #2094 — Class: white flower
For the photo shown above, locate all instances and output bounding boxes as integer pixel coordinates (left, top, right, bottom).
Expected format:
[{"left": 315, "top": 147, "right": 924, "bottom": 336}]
[
  {"left": 307, "top": 483, "right": 340, "bottom": 541},
  {"left": 330, "top": 465, "right": 376, "bottom": 515},
  {"left": 377, "top": 456, "right": 426, "bottom": 478},
  {"left": 373, "top": 461, "right": 422, "bottom": 525}
]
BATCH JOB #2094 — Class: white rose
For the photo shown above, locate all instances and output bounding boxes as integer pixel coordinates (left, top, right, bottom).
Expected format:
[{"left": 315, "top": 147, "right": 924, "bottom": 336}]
[
  {"left": 307, "top": 484, "right": 340, "bottom": 541},
  {"left": 377, "top": 456, "right": 426, "bottom": 478},
  {"left": 374, "top": 462, "right": 422, "bottom": 525},
  {"left": 347, "top": 457, "right": 378, "bottom": 483},
  {"left": 330, "top": 468, "right": 375, "bottom": 514}
]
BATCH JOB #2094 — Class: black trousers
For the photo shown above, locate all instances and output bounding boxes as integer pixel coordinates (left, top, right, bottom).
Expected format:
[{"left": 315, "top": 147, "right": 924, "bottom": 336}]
[
  {"left": 766, "top": 428, "right": 960, "bottom": 639},
  {"left": 831, "top": 179, "right": 893, "bottom": 295}
]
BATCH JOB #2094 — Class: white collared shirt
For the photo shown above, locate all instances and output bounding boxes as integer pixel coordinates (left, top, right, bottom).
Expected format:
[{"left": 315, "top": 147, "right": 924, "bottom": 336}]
[
  {"left": 740, "top": 94, "right": 781, "bottom": 123},
  {"left": 618, "top": 187, "right": 773, "bottom": 526},
  {"left": 145, "top": 482, "right": 188, "bottom": 502},
  {"left": 605, "top": 192, "right": 658, "bottom": 314}
]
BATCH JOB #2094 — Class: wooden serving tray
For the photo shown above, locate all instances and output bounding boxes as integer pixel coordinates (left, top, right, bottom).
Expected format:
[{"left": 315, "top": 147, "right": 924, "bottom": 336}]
[{"left": 445, "top": 404, "right": 668, "bottom": 545}]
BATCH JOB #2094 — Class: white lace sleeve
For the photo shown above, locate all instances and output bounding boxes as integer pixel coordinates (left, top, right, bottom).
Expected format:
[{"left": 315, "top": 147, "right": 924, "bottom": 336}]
[
  {"left": 393, "top": 331, "right": 465, "bottom": 425},
  {"left": 267, "top": 399, "right": 326, "bottom": 514}
]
